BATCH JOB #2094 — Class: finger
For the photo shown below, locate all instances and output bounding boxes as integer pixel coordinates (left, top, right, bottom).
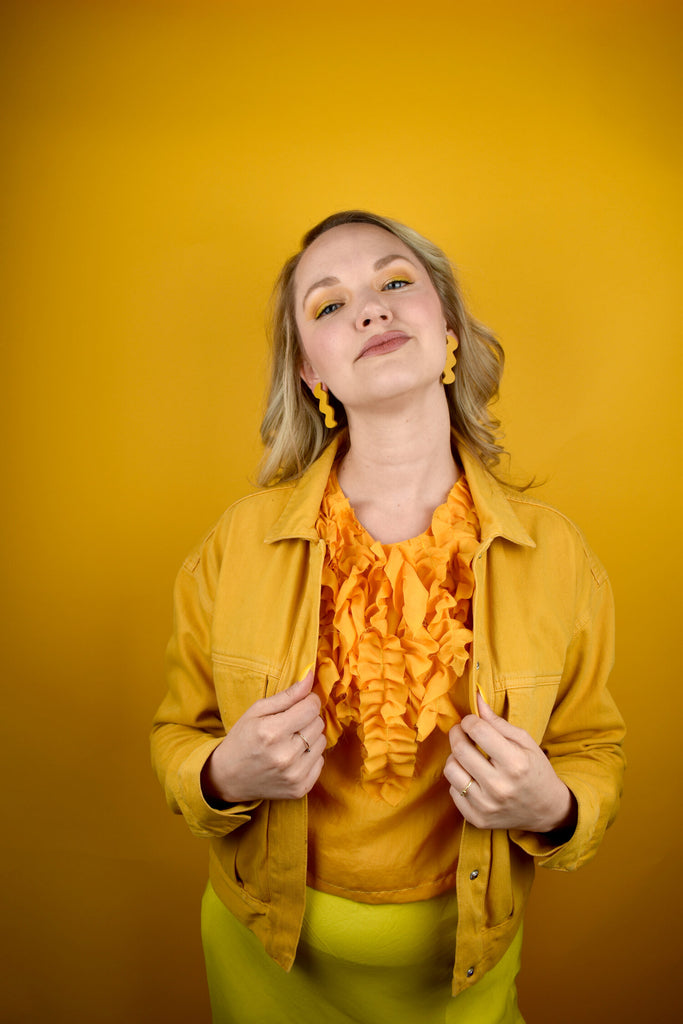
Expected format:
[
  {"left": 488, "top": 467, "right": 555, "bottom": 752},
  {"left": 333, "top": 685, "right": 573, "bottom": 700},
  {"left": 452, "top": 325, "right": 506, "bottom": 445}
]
[
  {"left": 462, "top": 697, "right": 531, "bottom": 763},
  {"left": 301, "top": 715, "right": 325, "bottom": 745},
  {"left": 254, "top": 667, "right": 315, "bottom": 718},
  {"left": 287, "top": 738, "right": 326, "bottom": 798},
  {"left": 449, "top": 785, "right": 486, "bottom": 828},
  {"left": 293, "top": 717, "right": 325, "bottom": 755},
  {"left": 306, "top": 732, "right": 327, "bottom": 761},
  {"left": 444, "top": 762, "right": 481, "bottom": 817},
  {"left": 449, "top": 722, "right": 497, "bottom": 780},
  {"left": 448, "top": 722, "right": 481, "bottom": 755},
  {"left": 476, "top": 692, "right": 529, "bottom": 744},
  {"left": 460, "top": 714, "right": 519, "bottom": 765},
  {"left": 447, "top": 733, "right": 496, "bottom": 785},
  {"left": 300, "top": 753, "right": 325, "bottom": 794},
  {"left": 280, "top": 692, "right": 323, "bottom": 735},
  {"left": 443, "top": 755, "right": 475, "bottom": 793}
]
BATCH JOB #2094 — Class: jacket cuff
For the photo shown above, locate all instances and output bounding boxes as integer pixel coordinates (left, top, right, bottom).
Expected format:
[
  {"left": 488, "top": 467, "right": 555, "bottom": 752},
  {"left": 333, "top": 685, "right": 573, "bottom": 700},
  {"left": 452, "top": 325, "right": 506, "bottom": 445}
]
[
  {"left": 175, "top": 736, "right": 262, "bottom": 838},
  {"left": 509, "top": 776, "right": 602, "bottom": 870}
]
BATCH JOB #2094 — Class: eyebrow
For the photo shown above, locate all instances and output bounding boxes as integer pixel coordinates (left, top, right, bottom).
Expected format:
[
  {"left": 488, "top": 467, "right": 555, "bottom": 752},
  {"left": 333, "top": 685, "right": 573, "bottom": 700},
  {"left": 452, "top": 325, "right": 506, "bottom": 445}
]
[{"left": 301, "top": 254, "right": 416, "bottom": 306}]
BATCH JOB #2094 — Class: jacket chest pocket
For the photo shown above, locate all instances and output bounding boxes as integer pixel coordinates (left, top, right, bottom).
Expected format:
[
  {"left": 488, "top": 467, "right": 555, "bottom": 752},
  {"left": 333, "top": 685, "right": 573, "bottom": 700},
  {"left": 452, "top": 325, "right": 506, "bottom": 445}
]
[
  {"left": 211, "top": 656, "right": 280, "bottom": 731},
  {"left": 492, "top": 674, "right": 561, "bottom": 746}
]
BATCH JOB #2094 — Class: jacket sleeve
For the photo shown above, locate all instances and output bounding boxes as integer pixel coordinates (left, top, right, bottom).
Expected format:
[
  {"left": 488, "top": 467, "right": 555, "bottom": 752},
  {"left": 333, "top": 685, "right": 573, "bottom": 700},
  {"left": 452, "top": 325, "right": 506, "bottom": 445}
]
[
  {"left": 151, "top": 540, "right": 261, "bottom": 839},
  {"left": 510, "top": 565, "right": 626, "bottom": 870}
]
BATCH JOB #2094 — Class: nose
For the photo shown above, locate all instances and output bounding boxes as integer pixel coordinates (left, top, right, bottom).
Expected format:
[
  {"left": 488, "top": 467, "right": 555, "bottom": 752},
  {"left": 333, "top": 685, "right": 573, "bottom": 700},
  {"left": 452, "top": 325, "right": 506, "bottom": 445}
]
[{"left": 356, "top": 292, "right": 393, "bottom": 329}]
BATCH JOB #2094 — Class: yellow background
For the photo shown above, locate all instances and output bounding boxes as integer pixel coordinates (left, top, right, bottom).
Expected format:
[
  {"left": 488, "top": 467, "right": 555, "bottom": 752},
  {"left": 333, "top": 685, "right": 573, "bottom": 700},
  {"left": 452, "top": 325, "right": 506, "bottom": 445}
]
[{"left": 2, "top": 1, "right": 680, "bottom": 1020}]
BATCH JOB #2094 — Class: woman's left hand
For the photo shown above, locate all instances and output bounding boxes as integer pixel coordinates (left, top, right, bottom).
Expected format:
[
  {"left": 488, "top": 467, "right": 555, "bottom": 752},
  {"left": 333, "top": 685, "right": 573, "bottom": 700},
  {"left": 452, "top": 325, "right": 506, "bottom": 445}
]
[{"left": 444, "top": 693, "right": 577, "bottom": 833}]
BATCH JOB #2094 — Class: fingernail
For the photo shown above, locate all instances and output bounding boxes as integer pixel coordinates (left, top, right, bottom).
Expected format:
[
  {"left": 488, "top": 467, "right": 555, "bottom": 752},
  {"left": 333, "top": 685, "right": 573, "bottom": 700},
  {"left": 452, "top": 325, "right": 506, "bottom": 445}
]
[{"left": 300, "top": 662, "right": 314, "bottom": 679}]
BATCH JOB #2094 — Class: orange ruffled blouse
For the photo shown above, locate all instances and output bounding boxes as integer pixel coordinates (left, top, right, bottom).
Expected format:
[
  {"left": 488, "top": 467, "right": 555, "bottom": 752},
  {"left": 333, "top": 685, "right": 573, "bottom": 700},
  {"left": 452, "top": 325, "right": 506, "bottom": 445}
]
[{"left": 314, "top": 469, "right": 481, "bottom": 807}]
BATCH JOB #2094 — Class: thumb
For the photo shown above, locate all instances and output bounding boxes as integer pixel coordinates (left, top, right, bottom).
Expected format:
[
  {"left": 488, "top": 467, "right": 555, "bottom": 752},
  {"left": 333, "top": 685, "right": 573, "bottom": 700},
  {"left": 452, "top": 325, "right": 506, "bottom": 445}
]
[{"left": 258, "top": 664, "right": 315, "bottom": 717}]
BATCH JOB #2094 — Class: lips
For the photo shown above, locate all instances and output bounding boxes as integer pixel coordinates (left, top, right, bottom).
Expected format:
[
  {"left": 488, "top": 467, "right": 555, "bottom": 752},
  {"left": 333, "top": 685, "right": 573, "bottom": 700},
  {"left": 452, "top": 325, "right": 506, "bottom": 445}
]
[{"left": 357, "top": 331, "right": 410, "bottom": 359}]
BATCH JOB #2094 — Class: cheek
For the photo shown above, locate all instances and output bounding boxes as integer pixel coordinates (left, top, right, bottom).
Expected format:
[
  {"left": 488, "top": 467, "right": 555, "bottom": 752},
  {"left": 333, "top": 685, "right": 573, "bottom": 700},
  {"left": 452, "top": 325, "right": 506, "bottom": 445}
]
[
  {"left": 406, "top": 288, "right": 446, "bottom": 329},
  {"left": 297, "top": 324, "right": 337, "bottom": 372}
]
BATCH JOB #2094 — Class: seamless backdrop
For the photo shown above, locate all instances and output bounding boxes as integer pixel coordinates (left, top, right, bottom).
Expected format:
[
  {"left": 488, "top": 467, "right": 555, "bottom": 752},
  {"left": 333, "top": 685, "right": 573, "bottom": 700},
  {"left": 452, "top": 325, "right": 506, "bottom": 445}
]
[{"left": 2, "top": 1, "right": 681, "bottom": 1021}]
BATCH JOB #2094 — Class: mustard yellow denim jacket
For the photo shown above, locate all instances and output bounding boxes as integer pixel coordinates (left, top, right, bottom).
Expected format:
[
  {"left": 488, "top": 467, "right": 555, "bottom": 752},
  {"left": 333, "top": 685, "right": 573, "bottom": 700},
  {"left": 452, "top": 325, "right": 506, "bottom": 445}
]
[{"left": 151, "top": 440, "right": 625, "bottom": 995}]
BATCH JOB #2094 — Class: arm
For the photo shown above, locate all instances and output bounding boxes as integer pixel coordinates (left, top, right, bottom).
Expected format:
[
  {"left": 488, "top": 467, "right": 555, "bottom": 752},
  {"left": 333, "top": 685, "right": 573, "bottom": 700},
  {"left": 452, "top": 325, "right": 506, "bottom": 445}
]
[
  {"left": 151, "top": 550, "right": 325, "bottom": 839},
  {"left": 150, "top": 553, "right": 258, "bottom": 839},
  {"left": 445, "top": 573, "right": 625, "bottom": 868},
  {"left": 510, "top": 572, "right": 625, "bottom": 869}
]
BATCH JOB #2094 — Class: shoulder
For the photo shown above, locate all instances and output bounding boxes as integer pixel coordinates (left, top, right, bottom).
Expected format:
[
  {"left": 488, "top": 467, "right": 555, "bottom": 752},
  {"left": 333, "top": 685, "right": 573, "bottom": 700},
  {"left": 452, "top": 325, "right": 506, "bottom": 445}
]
[
  {"left": 181, "top": 481, "right": 299, "bottom": 574},
  {"left": 504, "top": 489, "right": 608, "bottom": 587}
]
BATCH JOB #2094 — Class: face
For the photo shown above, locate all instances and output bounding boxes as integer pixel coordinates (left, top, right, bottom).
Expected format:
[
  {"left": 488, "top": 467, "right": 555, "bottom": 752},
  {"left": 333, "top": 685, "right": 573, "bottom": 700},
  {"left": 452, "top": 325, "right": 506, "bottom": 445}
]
[{"left": 294, "top": 223, "right": 454, "bottom": 413}]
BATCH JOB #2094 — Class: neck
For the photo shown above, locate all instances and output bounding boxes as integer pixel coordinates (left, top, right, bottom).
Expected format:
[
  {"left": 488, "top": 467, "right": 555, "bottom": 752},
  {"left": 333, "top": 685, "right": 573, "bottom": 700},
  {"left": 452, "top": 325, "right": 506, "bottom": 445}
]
[{"left": 337, "top": 388, "right": 459, "bottom": 543}]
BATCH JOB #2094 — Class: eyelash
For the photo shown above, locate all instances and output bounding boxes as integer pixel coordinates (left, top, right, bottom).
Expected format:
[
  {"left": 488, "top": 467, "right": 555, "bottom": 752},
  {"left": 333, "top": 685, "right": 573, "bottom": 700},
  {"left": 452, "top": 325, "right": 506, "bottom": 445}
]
[
  {"left": 315, "top": 302, "right": 342, "bottom": 319},
  {"left": 314, "top": 278, "right": 411, "bottom": 319}
]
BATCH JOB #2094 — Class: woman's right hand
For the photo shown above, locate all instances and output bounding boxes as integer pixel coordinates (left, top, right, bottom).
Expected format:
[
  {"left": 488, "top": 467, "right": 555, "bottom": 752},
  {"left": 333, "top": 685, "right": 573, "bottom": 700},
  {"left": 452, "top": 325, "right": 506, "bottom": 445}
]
[{"left": 200, "top": 668, "right": 326, "bottom": 804}]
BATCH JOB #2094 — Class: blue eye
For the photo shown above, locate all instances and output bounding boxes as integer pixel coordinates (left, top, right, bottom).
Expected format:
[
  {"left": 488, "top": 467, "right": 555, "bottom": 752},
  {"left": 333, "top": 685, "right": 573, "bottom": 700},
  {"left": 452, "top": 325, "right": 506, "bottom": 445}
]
[
  {"left": 383, "top": 278, "right": 410, "bottom": 290},
  {"left": 315, "top": 302, "right": 342, "bottom": 319}
]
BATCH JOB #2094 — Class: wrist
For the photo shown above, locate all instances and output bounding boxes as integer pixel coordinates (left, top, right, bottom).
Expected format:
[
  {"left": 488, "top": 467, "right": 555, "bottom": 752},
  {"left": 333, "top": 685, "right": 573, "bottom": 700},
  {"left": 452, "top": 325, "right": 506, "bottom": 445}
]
[
  {"left": 540, "top": 781, "right": 578, "bottom": 836},
  {"left": 201, "top": 748, "right": 234, "bottom": 808}
]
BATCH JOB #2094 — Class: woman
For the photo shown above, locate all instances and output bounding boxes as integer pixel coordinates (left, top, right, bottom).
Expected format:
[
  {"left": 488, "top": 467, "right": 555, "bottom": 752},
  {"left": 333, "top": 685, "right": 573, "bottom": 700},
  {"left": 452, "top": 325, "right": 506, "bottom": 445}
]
[{"left": 151, "top": 211, "right": 625, "bottom": 1023}]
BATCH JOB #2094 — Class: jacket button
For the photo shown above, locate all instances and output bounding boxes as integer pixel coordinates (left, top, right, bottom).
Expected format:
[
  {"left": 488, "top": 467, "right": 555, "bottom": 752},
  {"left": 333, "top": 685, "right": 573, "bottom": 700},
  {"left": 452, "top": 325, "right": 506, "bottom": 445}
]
[
  {"left": 467, "top": 967, "right": 475, "bottom": 977},
  {"left": 470, "top": 870, "right": 479, "bottom": 880},
  {"left": 475, "top": 661, "right": 480, "bottom": 670}
]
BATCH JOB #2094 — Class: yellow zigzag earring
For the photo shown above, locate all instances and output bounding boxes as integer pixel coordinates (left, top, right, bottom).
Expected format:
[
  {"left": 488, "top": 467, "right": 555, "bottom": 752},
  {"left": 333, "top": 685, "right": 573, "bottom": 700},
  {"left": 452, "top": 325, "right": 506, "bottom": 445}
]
[
  {"left": 313, "top": 382, "right": 338, "bottom": 428},
  {"left": 441, "top": 334, "right": 458, "bottom": 385}
]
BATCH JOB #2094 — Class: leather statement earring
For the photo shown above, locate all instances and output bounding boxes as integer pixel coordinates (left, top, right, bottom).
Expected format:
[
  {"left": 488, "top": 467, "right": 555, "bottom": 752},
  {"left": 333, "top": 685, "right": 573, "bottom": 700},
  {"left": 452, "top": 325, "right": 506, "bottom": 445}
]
[
  {"left": 313, "top": 382, "right": 338, "bottom": 428},
  {"left": 441, "top": 335, "right": 458, "bottom": 385}
]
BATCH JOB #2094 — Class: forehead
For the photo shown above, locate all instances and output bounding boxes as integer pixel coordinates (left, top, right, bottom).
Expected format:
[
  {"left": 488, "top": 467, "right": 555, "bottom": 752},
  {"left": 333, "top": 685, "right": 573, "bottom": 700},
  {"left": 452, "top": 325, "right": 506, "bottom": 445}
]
[{"left": 295, "top": 223, "right": 415, "bottom": 295}]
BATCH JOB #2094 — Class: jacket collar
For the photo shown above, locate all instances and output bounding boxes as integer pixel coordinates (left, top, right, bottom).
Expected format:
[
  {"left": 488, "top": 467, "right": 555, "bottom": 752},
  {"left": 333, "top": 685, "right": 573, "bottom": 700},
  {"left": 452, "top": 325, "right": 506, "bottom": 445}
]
[
  {"left": 264, "top": 439, "right": 342, "bottom": 543},
  {"left": 265, "top": 436, "right": 534, "bottom": 549},
  {"left": 459, "top": 448, "right": 535, "bottom": 549}
]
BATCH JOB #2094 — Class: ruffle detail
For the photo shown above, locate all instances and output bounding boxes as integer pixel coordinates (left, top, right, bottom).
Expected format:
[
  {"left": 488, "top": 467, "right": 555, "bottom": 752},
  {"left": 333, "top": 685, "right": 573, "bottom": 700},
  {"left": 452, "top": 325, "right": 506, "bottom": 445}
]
[{"left": 315, "top": 470, "right": 480, "bottom": 805}]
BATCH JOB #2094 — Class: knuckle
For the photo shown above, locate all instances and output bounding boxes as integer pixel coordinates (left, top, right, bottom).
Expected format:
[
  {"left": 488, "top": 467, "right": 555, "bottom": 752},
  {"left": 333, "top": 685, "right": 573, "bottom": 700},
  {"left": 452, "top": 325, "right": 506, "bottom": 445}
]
[
  {"left": 313, "top": 737, "right": 327, "bottom": 758},
  {"left": 496, "top": 780, "right": 514, "bottom": 804},
  {"left": 256, "top": 720, "right": 279, "bottom": 746},
  {"left": 508, "top": 756, "right": 526, "bottom": 781},
  {"left": 449, "top": 732, "right": 465, "bottom": 754},
  {"left": 467, "top": 719, "right": 483, "bottom": 741},
  {"left": 272, "top": 747, "right": 292, "bottom": 773}
]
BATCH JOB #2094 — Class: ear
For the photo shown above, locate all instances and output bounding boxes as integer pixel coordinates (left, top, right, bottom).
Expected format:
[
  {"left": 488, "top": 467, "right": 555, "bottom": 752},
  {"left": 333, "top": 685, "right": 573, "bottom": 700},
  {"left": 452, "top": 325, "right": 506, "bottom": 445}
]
[{"left": 299, "top": 357, "right": 321, "bottom": 392}]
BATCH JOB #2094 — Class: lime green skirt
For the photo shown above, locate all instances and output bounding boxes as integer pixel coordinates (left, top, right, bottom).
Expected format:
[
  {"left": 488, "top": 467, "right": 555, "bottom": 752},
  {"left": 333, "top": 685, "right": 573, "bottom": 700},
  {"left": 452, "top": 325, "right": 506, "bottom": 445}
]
[{"left": 201, "top": 883, "right": 524, "bottom": 1023}]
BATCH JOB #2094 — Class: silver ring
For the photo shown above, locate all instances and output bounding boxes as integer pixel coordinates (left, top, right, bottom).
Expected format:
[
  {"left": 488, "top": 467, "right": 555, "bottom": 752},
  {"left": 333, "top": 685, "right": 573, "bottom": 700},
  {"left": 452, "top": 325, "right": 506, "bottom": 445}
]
[
  {"left": 296, "top": 731, "right": 311, "bottom": 753},
  {"left": 460, "top": 778, "right": 473, "bottom": 797}
]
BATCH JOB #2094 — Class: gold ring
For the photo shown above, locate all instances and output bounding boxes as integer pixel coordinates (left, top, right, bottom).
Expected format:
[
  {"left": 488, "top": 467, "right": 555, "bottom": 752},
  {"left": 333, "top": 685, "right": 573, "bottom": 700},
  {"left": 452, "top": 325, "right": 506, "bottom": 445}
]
[
  {"left": 296, "top": 731, "right": 311, "bottom": 753},
  {"left": 460, "top": 778, "right": 473, "bottom": 797}
]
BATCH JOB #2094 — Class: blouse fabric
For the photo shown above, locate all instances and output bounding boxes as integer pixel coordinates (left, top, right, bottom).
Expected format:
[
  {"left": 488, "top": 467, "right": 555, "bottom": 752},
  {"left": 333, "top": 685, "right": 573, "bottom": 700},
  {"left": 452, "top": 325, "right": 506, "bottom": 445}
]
[{"left": 306, "top": 470, "right": 481, "bottom": 902}]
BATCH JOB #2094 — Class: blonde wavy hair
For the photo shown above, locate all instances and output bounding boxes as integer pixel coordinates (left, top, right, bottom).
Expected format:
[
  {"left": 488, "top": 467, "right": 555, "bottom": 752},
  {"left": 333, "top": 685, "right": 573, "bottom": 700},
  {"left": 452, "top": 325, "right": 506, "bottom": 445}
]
[{"left": 258, "top": 210, "right": 506, "bottom": 486}]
